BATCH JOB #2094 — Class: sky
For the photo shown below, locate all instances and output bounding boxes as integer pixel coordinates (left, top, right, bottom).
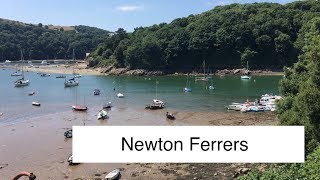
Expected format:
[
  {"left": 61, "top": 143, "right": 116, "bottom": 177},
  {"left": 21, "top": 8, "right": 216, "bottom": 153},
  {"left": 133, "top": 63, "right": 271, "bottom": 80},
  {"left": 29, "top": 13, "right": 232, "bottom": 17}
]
[{"left": 0, "top": 0, "right": 296, "bottom": 32}]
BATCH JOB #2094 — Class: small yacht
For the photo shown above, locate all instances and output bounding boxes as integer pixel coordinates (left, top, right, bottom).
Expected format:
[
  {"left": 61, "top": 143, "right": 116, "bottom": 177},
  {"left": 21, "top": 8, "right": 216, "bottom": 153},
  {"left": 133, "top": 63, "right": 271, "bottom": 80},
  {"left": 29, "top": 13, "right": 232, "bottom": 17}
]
[
  {"left": 15, "top": 78, "right": 29, "bottom": 87},
  {"left": 64, "top": 78, "right": 79, "bottom": 87}
]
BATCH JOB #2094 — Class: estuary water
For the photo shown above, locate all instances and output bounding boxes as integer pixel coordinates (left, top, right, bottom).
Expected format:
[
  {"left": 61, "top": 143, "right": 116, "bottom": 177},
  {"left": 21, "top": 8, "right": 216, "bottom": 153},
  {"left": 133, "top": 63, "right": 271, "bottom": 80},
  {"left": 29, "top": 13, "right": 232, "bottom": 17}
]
[{"left": 0, "top": 68, "right": 281, "bottom": 125}]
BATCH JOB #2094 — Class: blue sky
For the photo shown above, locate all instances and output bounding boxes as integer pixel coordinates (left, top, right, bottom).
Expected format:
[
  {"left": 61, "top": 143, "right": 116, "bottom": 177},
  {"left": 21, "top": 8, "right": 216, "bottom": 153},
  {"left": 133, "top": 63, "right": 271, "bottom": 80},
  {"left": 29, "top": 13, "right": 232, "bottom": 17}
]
[{"left": 0, "top": 0, "right": 296, "bottom": 32}]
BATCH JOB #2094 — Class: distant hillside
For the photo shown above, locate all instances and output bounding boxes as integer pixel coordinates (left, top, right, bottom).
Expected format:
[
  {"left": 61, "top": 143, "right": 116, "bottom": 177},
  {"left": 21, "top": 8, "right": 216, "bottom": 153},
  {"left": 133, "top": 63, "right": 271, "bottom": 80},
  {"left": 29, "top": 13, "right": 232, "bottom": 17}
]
[
  {"left": 90, "top": 0, "right": 320, "bottom": 70},
  {"left": 0, "top": 18, "right": 111, "bottom": 60}
]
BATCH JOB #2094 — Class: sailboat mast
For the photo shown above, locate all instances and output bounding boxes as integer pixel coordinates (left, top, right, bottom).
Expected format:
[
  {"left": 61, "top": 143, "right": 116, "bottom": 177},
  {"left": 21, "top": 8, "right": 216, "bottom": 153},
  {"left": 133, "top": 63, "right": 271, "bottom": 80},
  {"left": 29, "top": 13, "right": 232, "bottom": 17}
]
[
  {"left": 155, "top": 81, "right": 158, "bottom": 99},
  {"left": 21, "top": 50, "right": 24, "bottom": 79},
  {"left": 203, "top": 60, "right": 206, "bottom": 76}
]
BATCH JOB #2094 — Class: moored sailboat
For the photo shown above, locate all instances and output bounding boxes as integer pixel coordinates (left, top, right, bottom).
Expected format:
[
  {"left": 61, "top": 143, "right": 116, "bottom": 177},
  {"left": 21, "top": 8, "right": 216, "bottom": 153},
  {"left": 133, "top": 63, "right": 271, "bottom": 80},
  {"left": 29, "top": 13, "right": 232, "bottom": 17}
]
[{"left": 14, "top": 50, "right": 29, "bottom": 87}]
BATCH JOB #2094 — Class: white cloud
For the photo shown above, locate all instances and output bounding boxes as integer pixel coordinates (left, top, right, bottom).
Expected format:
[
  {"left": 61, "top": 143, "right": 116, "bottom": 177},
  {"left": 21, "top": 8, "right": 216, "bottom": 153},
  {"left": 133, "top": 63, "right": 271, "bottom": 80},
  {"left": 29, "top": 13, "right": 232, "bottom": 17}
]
[{"left": 116, "top": 5, "right": 144, "bottom": 12}]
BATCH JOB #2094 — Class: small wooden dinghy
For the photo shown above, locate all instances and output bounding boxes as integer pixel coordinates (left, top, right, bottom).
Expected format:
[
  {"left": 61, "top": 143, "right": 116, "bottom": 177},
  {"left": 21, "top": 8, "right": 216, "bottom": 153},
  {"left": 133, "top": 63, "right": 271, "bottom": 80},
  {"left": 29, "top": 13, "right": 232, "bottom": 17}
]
[
  {"left": 32, "top": 101, "right": 40, "bottom": 106},
  {"left": 64, "top": 129, "right": 72, "bottom": 138},
  {"left": 72, "top": 105, "right": 87, "bottom": 111},
  {"left": 28, "top": 91, "right": 35, "bottom": 96},
  {"left": 166, "top": 112, "right": 175, "bottom": 120},
  {"left": 105, "top": 168, "right": 121, "bottom": 179}
]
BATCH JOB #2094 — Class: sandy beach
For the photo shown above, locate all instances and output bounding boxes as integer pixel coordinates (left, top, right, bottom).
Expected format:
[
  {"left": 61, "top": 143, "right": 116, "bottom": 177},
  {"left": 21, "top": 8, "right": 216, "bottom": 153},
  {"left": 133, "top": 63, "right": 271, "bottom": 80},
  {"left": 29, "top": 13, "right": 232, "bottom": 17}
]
[{"left": 0, "top": 105, "right": 278, "bottom": 179}]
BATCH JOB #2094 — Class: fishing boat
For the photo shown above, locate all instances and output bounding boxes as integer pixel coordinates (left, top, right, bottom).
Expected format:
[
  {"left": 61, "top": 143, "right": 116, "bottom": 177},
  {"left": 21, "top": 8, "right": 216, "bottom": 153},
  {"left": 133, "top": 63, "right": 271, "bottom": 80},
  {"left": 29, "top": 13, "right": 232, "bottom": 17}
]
[
  {"left": 97, "top": 110, "right": 108, "bottom": 120},
  {"left": 14, "top": 51, "right": 29, "bottom": 87},
  {"left": 105, "top": 169, "right": 121, "bottom": 180},
  {"left": 117, "top": 93, "right": 124, "bottom": 98},
  {"left": 64, "top": 78, "right": 79, "bottom": 87},
  {"left": 32, "top": 101, "right": 40, "bottom": 106},
  {"left": 103, "top": 102, "right": 112, "bottom": 109},
  {"left": 94, "top": 89, "right": 100, "bottom": 95}
]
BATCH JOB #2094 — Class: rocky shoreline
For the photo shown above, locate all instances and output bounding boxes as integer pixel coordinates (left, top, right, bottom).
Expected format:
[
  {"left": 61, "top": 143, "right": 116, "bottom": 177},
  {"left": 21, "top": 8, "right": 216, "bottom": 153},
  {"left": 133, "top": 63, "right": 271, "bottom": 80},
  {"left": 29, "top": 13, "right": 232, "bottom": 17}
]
[{"left": 94, "top": 65, "right": 284, "bottom": 76}]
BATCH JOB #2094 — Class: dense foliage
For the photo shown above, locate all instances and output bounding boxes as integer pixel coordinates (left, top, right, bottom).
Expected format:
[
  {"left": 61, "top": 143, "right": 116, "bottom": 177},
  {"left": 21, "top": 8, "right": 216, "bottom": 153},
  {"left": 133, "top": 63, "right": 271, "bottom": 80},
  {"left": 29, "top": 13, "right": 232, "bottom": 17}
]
[
  {"left": 239, "top": 16, "right": 320, "bottom": 180},
  {"left": 90, "top": 0, "right": 320, "bottom": 70},
  {"left": 0, "top": 19, "right": 110, "bottom": 60},
  {"left": 238, "top": 146, "right": 320, "bottom": 179}
]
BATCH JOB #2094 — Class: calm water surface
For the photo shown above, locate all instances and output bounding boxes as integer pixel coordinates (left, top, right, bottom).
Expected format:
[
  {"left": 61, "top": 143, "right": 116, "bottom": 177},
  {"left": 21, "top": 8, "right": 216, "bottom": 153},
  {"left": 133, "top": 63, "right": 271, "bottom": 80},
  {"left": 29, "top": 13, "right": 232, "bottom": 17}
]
[{"left": 0, "top": 68, "right": 281, "bottom": 125}]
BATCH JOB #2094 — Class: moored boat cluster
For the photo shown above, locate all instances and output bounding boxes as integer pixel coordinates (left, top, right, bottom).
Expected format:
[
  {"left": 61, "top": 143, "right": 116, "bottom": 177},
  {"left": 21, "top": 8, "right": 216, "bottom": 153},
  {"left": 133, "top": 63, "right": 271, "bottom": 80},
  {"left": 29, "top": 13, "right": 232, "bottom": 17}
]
[{"left": 226, "top": 93, "right": 282, "bottom": 112}]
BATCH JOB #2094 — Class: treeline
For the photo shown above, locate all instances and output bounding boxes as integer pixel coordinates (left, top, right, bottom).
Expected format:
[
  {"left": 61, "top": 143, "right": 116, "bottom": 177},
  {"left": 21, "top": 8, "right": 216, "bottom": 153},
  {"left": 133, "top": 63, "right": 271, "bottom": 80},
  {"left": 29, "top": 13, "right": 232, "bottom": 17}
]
[
  {"left": 240, "top": 17, "right": 320, "bottom": 179},
  {"left": 90, "top": 0, "right": 320, "bottom": 70},
  {"left": 0, "top": 18, "right": 110, "bottom": 61}
]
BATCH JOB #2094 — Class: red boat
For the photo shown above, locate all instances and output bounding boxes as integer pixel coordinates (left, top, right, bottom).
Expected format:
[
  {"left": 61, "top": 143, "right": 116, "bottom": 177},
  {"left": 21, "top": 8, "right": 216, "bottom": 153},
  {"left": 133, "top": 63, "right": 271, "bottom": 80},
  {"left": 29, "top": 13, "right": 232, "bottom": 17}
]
[{"left": 72, "top": 105, "right": 88, "bottom": 111}]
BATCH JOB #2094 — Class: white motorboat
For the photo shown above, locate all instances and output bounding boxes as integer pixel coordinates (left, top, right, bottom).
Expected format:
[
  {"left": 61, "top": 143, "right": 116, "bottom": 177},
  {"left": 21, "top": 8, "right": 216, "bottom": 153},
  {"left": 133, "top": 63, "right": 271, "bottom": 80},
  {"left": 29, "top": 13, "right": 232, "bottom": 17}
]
[
  {"left": 117, "top": 93, "right": 124, "bottom": 98},
  {"left": 241, "top": 75, "right": 251, "bottom": 79},
  {"left": 64, "top": 78, "right": 79, "bottom": 87},
  {"left": 209, "top": 85, "right": 215, "bottom": 90},
  {"left": 5, "top": 60, "right": 11, "bottom": 63},
  {"left": 105, "top": 169, "right": 120, "bottom": 180},
  {"left": 32, "top": 101, "right": 41, "bottom": 106}
]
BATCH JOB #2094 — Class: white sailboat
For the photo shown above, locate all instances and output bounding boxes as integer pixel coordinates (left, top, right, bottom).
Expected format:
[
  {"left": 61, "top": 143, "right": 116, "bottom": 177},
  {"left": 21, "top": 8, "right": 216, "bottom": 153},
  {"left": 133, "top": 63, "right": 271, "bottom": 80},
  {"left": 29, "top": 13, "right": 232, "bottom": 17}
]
[
  {"left": 64, "top": 77, "right": 79, "bottom": 87},
  {"left": 14, "top": 50, "right": 29, "bottom": 87},
  {"left": 152, "top": 81, "right": 165, "bottom": 107},
  {"left": 241, "top": 61, "right": 251, "bottom": 80},
  {"left": 183, "top": 74, "right": 192, "bottom": 92},
  {"left": 195, "top": 60, "right": 210, "bottom": 81}
]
